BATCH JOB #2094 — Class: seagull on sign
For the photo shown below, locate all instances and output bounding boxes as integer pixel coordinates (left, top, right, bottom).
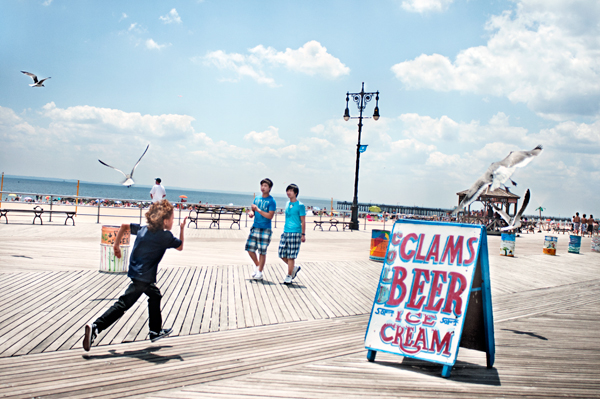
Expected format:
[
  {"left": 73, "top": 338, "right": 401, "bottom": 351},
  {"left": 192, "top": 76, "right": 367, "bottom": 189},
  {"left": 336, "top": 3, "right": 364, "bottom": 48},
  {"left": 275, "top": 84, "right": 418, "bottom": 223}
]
[
  {"left": 492, "top": 189, "right": 531, "bottom": 232},
  {"left": 98, "top": 145, "right": 149, "bottom": 187},
  {"left": 21, "top": 71, "right": 51, "bottom": 87},
  {"left": 453, "top": 145, "right": 543, "bottom": 214}
]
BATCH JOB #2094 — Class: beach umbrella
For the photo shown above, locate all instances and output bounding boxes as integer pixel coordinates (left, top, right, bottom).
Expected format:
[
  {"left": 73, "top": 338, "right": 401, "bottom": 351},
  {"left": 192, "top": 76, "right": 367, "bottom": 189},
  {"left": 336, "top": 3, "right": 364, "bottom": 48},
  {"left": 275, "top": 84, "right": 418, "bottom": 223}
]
[
  {"left": 179, "top": 195, "right": 188, "bottom": 199},
  {"left": 8, "top": 193, "right": 16, "bottom": 197},
  {"left": 369, "top": 206, "right": 382, "bottom": 213},
  {"left": 24, "top": 197, "right": 33, "bottom": 201},
  {"left": 313, "top": 206, "right": 321, "bottom": 211}
]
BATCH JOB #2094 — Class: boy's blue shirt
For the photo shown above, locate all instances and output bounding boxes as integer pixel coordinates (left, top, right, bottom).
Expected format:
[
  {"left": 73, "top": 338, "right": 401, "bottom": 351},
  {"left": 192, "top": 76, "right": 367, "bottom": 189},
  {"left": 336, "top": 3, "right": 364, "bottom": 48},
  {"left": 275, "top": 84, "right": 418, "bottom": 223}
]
[
  {"left": 252, "top": 195, "right": 276, "bottom": 229},
  {"left": 127, "top": 224, "right": 182, "bottom": 283},
  {"left": 283, "top": 200, "right": 306, "bottom": 233}
]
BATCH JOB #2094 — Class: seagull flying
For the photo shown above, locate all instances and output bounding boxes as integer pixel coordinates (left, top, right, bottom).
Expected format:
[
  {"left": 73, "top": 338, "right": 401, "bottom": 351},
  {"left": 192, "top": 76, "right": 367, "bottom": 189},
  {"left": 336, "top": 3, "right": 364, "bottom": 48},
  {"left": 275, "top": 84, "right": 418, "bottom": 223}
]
[
  {"left": 21, "top": 71, "right": 51, "bottom": 87},
  {"left": 98, "top": 145, "right": 149, "bottom": 187},
  {"left": 453, "top": 145, "right": 543, "bottom": 214},
  {"left": 492, "top": 189, "right": 531, "bottom": 232}
]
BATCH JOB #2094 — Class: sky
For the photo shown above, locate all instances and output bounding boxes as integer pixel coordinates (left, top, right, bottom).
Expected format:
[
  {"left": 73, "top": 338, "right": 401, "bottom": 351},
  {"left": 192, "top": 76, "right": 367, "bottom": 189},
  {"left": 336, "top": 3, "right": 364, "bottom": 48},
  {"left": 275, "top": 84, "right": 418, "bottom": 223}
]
[{"left": 1, "top": 0, "right": 599, "bottom": 217}]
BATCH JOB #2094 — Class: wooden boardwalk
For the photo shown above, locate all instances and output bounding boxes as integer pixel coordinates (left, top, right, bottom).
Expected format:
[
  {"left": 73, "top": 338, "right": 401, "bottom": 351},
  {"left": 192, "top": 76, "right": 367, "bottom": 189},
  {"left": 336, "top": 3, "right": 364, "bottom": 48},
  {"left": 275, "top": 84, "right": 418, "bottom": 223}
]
[
  {"left": 0, "top": 260, "right": 379, "bottom": 357},
  {"left": 1, "top": 249, "right": 599, "bottom": 398}
]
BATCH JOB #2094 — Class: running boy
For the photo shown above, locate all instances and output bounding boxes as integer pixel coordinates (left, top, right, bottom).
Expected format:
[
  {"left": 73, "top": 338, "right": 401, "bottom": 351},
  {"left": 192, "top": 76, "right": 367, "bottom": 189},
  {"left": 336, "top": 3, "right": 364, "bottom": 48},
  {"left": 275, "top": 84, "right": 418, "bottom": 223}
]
[
  {"left": 279, "top": 184, "right": 306, "bottom": 284},
  {"left": 83, "top": 200, "right": 186, "bottom": 351},
  {"left": 246, "top": 178, "right": 277, "bottom": 280}
]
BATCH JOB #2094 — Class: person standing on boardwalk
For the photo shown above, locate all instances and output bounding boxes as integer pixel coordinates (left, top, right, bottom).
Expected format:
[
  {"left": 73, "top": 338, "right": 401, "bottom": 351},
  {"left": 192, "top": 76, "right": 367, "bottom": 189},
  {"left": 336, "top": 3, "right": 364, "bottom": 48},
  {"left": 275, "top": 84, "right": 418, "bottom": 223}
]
[
  {"left": 279, "top": 184, "right": 306, "bottom": 284},
  {"left": 150, "top": 178, "right": 166, "bottom": 203},
  {"left": 246, "top": 178, "right": 276, "bottom": 281},
  {"left": 573, "top": 212, "right": 580, "bottom": 235},
  {"left": 83, "top": 200, "right": 186, "bottom": 351},
  {"left": 581, "top": 214, "right": 588, "bottom": 237}
]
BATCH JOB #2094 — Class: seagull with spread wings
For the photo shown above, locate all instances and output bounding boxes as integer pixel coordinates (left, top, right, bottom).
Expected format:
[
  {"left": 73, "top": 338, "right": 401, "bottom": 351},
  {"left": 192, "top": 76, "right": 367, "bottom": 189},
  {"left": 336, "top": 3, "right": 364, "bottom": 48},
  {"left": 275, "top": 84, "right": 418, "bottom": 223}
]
[
  {"left": 21, "top": 71, "right": 51, "bottom": 87},
  {"left": 453, "top": 145, "right": 543, "bottom": 214},
  {"left": 492, "top": 189, "right": 531, "bottom": 232},
  {"left": 98, "top": 145, "right": 149, "bottom": 187}
]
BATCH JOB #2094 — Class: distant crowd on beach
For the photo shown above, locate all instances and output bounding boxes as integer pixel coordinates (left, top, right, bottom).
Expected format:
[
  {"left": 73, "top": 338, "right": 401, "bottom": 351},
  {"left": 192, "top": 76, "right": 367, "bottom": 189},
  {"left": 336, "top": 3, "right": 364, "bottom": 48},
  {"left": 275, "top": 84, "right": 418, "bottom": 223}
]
[{"left": 572, "top": 212, "right": 598, "bottom": 237}]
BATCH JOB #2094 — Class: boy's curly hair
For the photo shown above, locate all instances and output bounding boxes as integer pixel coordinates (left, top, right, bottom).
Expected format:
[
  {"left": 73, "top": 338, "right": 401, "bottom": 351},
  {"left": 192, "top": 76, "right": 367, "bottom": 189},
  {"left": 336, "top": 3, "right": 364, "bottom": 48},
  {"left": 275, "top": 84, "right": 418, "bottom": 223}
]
[{"left": 145, "top": 199, "right": 174, "bottom": 232}]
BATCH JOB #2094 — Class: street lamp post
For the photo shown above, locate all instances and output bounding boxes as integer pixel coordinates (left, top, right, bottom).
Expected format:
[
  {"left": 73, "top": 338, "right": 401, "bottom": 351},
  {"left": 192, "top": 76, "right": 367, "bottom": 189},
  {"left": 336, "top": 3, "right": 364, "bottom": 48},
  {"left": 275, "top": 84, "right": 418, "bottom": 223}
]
[{"left": 344, "top": 82, "right": 380, "bottom": 230}]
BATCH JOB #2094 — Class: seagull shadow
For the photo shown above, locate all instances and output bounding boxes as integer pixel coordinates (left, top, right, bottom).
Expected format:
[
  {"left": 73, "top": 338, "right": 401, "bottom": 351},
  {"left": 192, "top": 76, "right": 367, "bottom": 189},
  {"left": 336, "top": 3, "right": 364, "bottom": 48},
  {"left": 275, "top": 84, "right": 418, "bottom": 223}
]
[
  {"left": 82, "top": 345, "right": 183, "bottom": 364},
  {"left": 501, "top": 328, "right": 548, "bottom": 340}
]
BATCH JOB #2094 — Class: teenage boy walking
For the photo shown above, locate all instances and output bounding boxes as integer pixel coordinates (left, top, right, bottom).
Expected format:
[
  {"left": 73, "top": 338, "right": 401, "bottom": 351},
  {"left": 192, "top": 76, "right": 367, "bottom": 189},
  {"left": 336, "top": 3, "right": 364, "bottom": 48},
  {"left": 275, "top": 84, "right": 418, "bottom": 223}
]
[
  {"left": 279, "top": 184, "right": 306, "bottom": 284},
  {"left": 83, "top": 200, "right": 186, "bottom": 351},
  {"left": 246, "top": 178, "right": 276, "bottom": 280}
]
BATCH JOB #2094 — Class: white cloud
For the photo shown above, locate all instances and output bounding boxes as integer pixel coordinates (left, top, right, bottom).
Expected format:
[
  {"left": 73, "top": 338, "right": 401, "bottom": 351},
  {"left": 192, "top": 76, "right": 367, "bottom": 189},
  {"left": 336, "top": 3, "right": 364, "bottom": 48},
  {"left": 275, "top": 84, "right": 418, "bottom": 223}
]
[
  {"left": 119, "top": 13, "right": 128, "bottom": 21},
  {"left": 42, "top": 0, "right": 52, "bottom": 6},
  {"left": 401, "top": 0, "right": 454, "bottom": 13},
  {"left": 244, "top": 126, "right": 285, "bottom": 146},
  {"left": 200, "top": 40, "right": 349, "bottom": 86},
  {"left": 145, "top": 38, "right": 170, "bottom": 50},
  {"left": 159, "top": 8, "right": 182, "bottom": 24},
  {"left": 391, "top": 0, "right": 600, "bottom": 119}
]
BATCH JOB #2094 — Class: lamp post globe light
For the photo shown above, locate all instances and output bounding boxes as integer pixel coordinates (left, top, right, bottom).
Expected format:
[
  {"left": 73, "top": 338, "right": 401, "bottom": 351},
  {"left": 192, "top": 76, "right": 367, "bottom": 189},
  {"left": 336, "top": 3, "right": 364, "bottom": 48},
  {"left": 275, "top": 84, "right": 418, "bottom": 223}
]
[{"left": 343, "top": 82, "right": 380, "bottom": 230}]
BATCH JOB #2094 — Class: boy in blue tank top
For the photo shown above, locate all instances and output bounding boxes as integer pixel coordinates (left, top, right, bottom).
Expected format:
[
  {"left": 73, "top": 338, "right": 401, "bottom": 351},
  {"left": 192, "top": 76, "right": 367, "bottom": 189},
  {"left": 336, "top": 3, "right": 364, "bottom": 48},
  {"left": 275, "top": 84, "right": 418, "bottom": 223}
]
[
  {"left": 245, "top": 178, "right": 277, "bottom": 280},
  {"left": 279, "top": 184, "right": 306, "bottom": 284}
]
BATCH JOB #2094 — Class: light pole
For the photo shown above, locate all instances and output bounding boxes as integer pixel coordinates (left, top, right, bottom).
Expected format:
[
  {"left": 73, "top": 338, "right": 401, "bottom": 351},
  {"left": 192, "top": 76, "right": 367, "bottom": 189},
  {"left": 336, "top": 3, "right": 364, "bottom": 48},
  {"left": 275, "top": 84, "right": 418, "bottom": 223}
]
[{"left": 344, "top": 82, "right": 380, "bottom": 230}]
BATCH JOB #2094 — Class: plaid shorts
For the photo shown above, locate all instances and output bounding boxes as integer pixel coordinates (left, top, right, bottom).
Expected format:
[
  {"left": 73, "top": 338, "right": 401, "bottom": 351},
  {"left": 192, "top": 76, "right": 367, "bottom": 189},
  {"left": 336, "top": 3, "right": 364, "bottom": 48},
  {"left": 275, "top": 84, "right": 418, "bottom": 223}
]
[
  {"left": 278, "top": 232, "right": 302, "bottom": 259},
  {"left": 245, "top": 227, "right": 272, "bottom": 255}
]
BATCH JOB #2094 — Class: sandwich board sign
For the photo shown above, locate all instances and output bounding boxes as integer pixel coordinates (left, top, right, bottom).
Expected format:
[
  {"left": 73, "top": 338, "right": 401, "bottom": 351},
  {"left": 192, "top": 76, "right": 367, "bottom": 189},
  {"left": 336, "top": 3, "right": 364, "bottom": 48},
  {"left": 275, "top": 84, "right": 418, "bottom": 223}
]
[{"left": 364, "top": 219, "right": 495, "bottom": 378}]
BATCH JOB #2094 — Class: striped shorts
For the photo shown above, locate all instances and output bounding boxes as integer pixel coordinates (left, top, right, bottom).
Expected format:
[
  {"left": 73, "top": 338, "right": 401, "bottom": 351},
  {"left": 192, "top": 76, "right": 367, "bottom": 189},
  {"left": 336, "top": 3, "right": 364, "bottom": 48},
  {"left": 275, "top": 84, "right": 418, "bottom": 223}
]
[
  {"left": 245, "top": 227, "right": 272, "bottom": 255},
  {"left": 278, "top": 232, "right": 302, "bottom": 259}
]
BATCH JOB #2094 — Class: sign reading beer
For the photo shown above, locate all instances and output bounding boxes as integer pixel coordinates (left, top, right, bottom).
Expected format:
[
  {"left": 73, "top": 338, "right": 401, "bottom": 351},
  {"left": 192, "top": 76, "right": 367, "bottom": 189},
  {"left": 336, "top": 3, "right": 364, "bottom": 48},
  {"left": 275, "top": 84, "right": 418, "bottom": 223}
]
[{"left": 364, "top": 219, "right": 495, "bottom": 377}]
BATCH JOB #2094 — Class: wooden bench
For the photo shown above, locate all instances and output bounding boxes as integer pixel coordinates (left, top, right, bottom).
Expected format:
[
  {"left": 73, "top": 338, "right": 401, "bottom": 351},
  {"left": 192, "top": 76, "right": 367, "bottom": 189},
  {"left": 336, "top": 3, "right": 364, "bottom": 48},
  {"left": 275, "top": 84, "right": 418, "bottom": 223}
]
[
  {"left": 0, "top": 207, "right": 76, "bottom": 225},
  {"left": 313, "top": 219, "right": 351, "bottom": 231},
  {"left": 187, "top": 206, "right": 221, "bottom": 229},
  {"left": 221, "top": 207, "right": 243, "bottom": 229},
  {"left": 0, "top": 206, "right": 44, "bottom": 224}
]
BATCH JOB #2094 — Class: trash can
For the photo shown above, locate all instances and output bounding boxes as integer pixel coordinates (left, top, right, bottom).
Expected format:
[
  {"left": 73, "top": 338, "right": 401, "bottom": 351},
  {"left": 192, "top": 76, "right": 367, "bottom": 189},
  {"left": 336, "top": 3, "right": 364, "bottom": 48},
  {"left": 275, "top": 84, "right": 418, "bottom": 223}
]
[
  {"left": 568, "top": 235, "right": 581, "bottom": 254},
  {"left": 543, "top": 236, "right": 557, "bottom": 255},
  {"left": 370, "top": 230, "right": 390, "bottom": 262},
  {"left": 592, "top": 236, "right": 600, "bottom": 253},
  {"left": 500, "top": 233, "right": 515, "bottom": 257},
  {"left": 100, "top": 225, "right": 130, "bottom": 272}
]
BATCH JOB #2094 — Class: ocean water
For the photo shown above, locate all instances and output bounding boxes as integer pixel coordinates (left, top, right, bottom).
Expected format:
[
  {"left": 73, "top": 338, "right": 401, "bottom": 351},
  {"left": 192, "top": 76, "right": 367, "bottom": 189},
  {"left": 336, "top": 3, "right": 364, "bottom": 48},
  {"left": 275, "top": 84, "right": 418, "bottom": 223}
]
[{"left": 0, "top": 176, "right": 336, "bottom": 209}]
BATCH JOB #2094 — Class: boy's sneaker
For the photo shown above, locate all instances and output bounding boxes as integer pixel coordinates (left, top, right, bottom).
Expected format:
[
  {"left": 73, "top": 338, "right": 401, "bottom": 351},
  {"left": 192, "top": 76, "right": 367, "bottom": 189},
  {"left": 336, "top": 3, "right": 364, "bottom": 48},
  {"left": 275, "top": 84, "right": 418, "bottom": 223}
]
[
  {"left": 83, "top": 323, "right": 98, "bottom": 352},
  {"left": 149, "top": 328, "right": 172, "bottom": 343},
  {"left": 283, "top": 275, "right": 292, "bottom": 284},
  {"left": 252, "top": 267, "right": 258, "bottom": 278},
  {"left": 253, "top": 271, "right": 263, "bottom": 281},
  {"left": 291, "top": 265, "right": 301, "bottom": 280}
]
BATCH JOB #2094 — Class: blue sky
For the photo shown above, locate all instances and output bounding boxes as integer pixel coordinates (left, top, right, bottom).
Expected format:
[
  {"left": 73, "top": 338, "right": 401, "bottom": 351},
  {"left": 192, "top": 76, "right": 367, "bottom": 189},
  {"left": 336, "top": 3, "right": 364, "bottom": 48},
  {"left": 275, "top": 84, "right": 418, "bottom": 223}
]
[{"left": 1, "top": 0, "right": 599, "bottom": 216}]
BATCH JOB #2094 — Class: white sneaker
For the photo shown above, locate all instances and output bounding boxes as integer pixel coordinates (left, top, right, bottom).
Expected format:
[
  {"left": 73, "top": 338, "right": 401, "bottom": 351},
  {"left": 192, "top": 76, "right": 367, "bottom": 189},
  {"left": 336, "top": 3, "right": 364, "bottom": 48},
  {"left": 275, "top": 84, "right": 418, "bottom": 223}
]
[
  {"left": 253, "top": 271, "right": 263, "bottom": 280},
  {"left": 291, "top": 265, "right": 301, "bottom": 279},
  {"left": 252, "top": 266, "right": 258, "bottom": 277},
  {"left": 283, "top": 275, "right": 292, "bottom": 284}
]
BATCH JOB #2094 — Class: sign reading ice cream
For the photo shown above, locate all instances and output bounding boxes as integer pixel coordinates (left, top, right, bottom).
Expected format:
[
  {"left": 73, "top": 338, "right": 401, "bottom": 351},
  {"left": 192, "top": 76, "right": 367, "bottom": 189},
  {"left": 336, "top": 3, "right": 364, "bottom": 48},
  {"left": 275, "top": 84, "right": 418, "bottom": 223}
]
[{"left": 365, "top": 219, "right": 495, "bottom": 377}]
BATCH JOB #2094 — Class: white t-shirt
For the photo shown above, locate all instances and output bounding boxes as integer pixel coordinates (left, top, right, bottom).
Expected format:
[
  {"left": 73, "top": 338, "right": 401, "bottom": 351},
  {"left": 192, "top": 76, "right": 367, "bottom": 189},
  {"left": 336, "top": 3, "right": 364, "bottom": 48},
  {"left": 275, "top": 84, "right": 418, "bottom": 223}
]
[{"left": 150, "top": 184, "right": 166, "bottom": 203}]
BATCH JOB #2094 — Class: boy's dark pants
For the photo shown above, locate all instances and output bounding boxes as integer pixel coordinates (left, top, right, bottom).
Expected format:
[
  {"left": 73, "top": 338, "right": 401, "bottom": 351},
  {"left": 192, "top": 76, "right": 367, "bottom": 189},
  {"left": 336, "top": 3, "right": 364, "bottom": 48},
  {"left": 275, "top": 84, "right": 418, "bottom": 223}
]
[{"left": 95, "top": 279, "right": 162, "bottom": 333}]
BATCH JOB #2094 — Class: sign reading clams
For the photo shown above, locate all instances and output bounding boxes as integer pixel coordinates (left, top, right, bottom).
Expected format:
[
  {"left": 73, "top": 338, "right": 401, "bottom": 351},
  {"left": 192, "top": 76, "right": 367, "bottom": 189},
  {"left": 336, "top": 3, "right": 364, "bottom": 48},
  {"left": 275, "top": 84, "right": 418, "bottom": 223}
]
[{"left": 364, "top": 219, "right": 495, "bottom": 378}]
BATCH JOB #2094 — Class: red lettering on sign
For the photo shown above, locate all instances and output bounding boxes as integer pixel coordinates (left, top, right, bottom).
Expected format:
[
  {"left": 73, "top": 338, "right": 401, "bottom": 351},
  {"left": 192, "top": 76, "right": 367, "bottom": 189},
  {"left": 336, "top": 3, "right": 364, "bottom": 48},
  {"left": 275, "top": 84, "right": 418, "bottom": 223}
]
[
  {"left": 405, "top": 312, "right": 422, "bottom": 324},
  {"left": 380, "top": 323, "right": 395, "bottom": 343},
  {"left": 441, "top": 235, "right": 464, "bottom": 265},
  {"left": 414, "top": 326, "right": 428, "bottom": 350},
  {"left": 430, "top": 329, "right": 453, "bottom": 356},
  {"left": 391, "top": 232, "right": 403, "bottom": 246},
  {"left": 386, "top": 250, "right": 397, "bottom": 264},
  {"left": 400, "top": 233, "right": 418, "bottom": 262},
  {"left": 442, "top": 272, "right": 467, "bottom": 316},
  {"left": 463, "top": 236, "right": 479, "bottom": 266},
  {"left": 399, "top": 326, "right": 421, "bottom": 354},
  {"left": 425, "top": 234, "right": 441, "bottom": 264},
  {"left": 406, "top": 268, "right": 430, "bottom": 310},
  {"left": 386, "top": 266, "right": 408, "bottom": 306},
  {"left": 424, "top": 270, "right": 447, "bottom": 312},
  {"left": 414, "top": 234, "right": 427, "bottom": 262},
  {"left": 422, "top": 313, "right": 436, "bottom": 326}
]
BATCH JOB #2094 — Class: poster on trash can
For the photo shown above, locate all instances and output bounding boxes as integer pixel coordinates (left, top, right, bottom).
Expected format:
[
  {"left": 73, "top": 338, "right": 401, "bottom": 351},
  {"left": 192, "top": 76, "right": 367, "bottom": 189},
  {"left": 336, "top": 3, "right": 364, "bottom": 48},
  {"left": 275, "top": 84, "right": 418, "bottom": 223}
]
[{"left": 364, "top": 219, "right": 493, "bottom": 368}]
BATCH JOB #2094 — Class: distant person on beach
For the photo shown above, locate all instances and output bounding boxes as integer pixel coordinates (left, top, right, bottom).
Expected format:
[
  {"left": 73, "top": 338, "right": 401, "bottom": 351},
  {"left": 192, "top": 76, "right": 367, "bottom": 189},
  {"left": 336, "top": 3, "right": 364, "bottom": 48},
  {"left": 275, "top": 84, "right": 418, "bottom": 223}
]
[
  {"left": 83, "top": 200, "right": 186, "bottom": 351},
  {"left": 246, "top": 178, "right": 276, "bottom": 281},
  {"left": 581, "top": 214, "right": 587, "bottom": 236},
  {"left": 586, "top": 215, "right": 594, "bottom": 236},
  {"left": 150, "top": 178, "right": 166, "bottom": 203},
  {"left": 279, "top": 184, "right": 306, "bottom": 284},
  {"left": 573, "top": 213, "right": 580, "bottom": 235}
]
